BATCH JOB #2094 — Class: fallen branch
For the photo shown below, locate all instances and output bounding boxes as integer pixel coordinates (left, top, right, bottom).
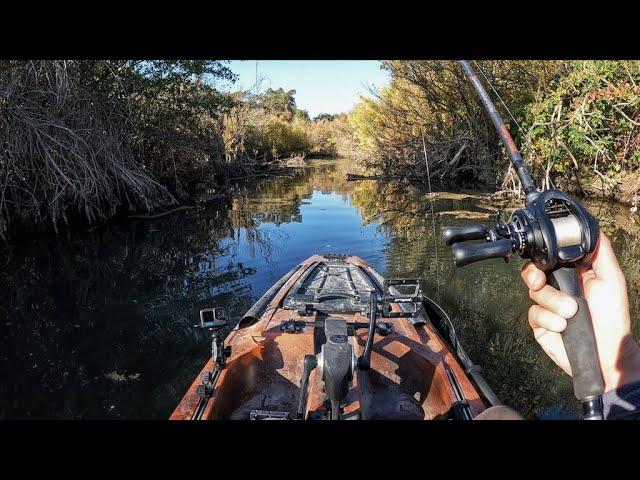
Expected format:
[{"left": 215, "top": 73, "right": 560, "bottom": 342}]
[{"left": 128, "top": 205, "right": 194, "bottom": 220}]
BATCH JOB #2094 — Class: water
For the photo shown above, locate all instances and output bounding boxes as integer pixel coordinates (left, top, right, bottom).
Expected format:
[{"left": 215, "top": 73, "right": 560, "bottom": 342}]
[{"left": 1, "top": 159, "right": 638, "bottom": 419}]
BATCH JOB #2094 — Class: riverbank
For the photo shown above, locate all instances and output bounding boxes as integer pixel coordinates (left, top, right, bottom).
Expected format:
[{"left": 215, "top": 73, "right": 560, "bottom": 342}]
[
  {"left": 349, "top": 61, "right": 640, "bottom": 210},
  {"left": 348, "top": 166, "right": 640, "bottom": 210},
  {"left": 0, "top": 61, "right": 359, "bottom": 241},
  {"left": 491, "top": 171, "right": 640, "bottom": 209},
  {"left": 582, "top": 172, "right": 640, "bottom": 210},
  {"left": 0, "top": 155, "right": 350, "bottom": 249}
]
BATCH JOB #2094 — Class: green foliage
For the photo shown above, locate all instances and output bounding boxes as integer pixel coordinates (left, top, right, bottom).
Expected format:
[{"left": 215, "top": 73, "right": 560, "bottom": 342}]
[
  {"left": 245, "top": 117, "right": 311, "bottom": 159},
  {"left": 313, "top": 113, "right": 336, "bottom": 122},
  {"left": 349, "top": 97, "right": 381, "bottom": 157},
  {"left": 294, "top": 109, "right": 310, "bottom": 122},
  {"left": 250, "top": 87, "right": 297, "bottom": 121},
  {"left": 522, "top": 61, "right": 640, "bottom": 191},
  {"left": 348, "top": 60, "right": 544, "bottom": 188},
  {"left": 350, "top": 60, "right": 640, "bottom": 199},
  {"left": 305, "top": 114, "right": 352, "bottom": 158},
  {"left": 239, "top": 94, "right": 355, "bottom": 160}
]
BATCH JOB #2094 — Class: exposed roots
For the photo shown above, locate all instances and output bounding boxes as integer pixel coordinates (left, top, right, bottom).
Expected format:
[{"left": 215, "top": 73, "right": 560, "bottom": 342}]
[{"left": 0, "top": 61, "right": 176, "bottom": 237}]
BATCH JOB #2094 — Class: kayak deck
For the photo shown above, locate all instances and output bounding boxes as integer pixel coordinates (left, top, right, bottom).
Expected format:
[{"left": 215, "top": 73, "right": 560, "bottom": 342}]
[{"left": 171, "top": 254, "right": 487, "bottom": 420}]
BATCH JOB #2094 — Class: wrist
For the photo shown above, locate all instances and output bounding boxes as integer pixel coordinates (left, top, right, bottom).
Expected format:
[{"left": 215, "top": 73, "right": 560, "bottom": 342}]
[{"left": 602, "top": 337, "right": 640, "bottom": 392}]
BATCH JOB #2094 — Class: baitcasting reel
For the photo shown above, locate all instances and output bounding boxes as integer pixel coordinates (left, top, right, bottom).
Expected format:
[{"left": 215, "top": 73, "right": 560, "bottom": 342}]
[
  {"left": 444, "top": 191, "right": 605, "bottom": 420},
  {"left": 443, "top": 190, "right": 599, "bottom": 272}
]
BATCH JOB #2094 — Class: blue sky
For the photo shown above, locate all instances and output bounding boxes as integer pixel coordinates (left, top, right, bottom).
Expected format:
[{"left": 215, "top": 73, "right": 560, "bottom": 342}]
[{"left": 220, "top": 61, "right": 390, "bottom": 118}]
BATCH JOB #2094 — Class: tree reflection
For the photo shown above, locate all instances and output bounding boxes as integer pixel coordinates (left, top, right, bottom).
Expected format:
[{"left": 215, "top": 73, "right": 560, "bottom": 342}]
[{"left": 0, "top": 180, "right": 307, "bottom": 418}]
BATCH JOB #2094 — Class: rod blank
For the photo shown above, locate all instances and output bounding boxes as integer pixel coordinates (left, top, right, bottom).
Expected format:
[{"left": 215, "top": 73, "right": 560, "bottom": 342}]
[{"left": 459, "top": 60, "right": 538, "bottom": 201}]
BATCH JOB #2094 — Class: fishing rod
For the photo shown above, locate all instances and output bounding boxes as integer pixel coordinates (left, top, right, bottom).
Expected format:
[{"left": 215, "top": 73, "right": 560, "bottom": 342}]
[{"left": 442, "top": 60, "right": 605, "bottom": 420}]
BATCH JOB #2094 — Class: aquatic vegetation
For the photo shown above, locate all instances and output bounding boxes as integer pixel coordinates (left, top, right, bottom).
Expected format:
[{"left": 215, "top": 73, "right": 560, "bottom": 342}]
[{"left": 105, "top": 372, "right": 141, "bottom": 383}]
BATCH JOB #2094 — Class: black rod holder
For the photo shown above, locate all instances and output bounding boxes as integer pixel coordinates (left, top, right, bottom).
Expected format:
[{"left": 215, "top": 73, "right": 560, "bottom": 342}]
[{"left": 357, "top": 291, "right": 377, "bottom": 370}]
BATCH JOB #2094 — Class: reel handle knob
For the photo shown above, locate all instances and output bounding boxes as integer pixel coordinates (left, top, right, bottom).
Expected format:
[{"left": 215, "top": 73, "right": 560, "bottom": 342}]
[
  {"left": 452, "top": 239, "right": 513, "bottom": 267},
  {"left": 549, "top": 266, "right": 605, "bottom": 419},
  {"left": 443, "top": 224, "right": 488, "bottom": 246}
]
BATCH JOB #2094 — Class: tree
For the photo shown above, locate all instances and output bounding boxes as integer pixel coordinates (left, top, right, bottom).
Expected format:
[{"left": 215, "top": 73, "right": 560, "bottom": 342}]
[
  {"left": 294, "top": 109, "right": 310, "bottom": 122},
  {"left": 0, "top": 60, "right": 241, "bottom": 237},
  {"left": 251, "top": 88, "right": 297, "bottom": 120},
  {"left": 313, "top": 113, "right": 335, "bottom": 122}
]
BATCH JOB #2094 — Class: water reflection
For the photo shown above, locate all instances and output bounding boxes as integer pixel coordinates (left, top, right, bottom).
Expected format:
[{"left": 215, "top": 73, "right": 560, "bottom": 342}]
[
  {"left": 0, "top": 158, "right": 637, "bottom": 419},
  {"left": 0, "top": 198, "right": 266, "bottom": 418}
]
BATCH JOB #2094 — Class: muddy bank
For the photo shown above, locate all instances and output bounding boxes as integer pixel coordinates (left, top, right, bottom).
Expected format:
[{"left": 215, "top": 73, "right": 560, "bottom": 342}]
[{"left": 581, "top": 172, "right": 640, "bottom": 210}]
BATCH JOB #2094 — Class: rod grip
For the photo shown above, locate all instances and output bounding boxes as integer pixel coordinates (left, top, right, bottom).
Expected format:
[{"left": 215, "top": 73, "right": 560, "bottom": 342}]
[
  {"left": 548, "top": 266, "right": 605, "bottom": 403},
  {"left": 443, "top": 224, "right": 488, "bottom": 246},
  {"left": 452, "top": 239, "right": 513, "bottom": 267}
]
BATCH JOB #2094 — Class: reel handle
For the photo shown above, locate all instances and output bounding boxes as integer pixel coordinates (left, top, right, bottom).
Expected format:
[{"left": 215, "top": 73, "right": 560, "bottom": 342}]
[
  {"left": 452, "top": 239, "right": 513, "bottom": 267},
  {"left": 443, "top": 224, "right": 487, "bottom": 246},
  {"left": 548, "top": 266, "right": 605, "bottom": 419}
]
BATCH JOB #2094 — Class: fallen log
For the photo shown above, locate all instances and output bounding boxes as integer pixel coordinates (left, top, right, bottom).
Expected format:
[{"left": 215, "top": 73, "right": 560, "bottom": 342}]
[
  {"left": 346, "top": 173, "right": 419, "bottom": 181},
  {"left": 346, "top": 173, "right": 384, "bottom": 181}
]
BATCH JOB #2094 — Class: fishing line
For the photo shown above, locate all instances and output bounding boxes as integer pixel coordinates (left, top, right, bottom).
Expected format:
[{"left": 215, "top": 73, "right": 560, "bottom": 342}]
[
  {"left": 472, "top": 61, "right": 524, "bottom": 135},
  {"left": 421, "top": 128, "right": 440, "bottom": 296}
]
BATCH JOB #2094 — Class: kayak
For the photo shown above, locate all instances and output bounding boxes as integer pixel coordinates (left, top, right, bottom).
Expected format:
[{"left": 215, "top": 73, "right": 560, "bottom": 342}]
[{"left": 170, "top": 254, "right": 503, "bottom": 420}]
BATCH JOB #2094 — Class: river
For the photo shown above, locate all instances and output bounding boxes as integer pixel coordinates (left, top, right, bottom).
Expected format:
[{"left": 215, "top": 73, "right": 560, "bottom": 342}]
[{"left": 1, "top": 158, "right": 638, "bottom": 419}]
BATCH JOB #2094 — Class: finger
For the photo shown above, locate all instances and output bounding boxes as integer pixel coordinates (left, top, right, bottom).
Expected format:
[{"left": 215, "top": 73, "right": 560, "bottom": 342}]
[
  {"left": 531, "top": 328, "right": 572, "bottom": 376},
  {"left": 521, "top": 262, "right": 546, "bottom": 291},
  {"left": 529, "top": 284, "right": 578, "bottom": 318},
  {"left": 577, "top": 263, "right": 596, "bottom": 288},
  {"left": 591, "top": 232, "right": 624, "bottom": 282},
  {"left": 528, "top": 305, "right": 567, "bottom": 333}
]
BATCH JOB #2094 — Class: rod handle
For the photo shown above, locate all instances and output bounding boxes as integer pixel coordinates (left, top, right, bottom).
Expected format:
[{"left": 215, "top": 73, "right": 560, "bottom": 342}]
[
  {"left": 549, "top": 266, "right": 605, "bottom": 415},
  {"left": 443, "top": 224, "right": 488, "bottom": 246}
]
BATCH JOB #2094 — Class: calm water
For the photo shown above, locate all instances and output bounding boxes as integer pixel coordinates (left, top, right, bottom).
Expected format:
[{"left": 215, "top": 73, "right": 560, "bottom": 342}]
[{"left": 1, "top": 159, "right": 638, "bottom": 419}]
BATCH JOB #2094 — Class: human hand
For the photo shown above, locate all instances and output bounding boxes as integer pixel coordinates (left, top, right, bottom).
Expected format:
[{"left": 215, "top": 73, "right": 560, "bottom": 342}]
[{"left": 521, "top": 232, "right": 640, "bottom": 391}]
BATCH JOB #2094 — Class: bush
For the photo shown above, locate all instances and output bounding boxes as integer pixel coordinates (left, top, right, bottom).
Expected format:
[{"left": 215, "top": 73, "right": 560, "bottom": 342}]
[
  {"left": 0, "top": 60, "right": 239, "bottom": 237},
  {"left": 350, "top": 60, "right": 640, "bottom": 199},
  {"left": 245, "top": 116, "right": 312, "bottom": 160},
  {"left": 522, "top": 61, "right": 640, "bottom": 192}
]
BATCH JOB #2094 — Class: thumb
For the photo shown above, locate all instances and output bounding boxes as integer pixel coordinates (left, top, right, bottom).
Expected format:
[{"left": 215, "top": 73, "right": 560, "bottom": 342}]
[{"left": 590, "top": 232, "right": 623, "bottom": 282}]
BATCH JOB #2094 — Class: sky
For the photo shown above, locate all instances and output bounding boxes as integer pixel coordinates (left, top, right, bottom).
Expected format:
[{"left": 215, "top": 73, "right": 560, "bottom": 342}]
[{"left": 220, "top": 61, "right": 390, "bottom": 118}]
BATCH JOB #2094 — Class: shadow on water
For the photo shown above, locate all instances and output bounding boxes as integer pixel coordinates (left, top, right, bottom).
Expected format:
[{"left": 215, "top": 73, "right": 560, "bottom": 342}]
[{"left": 1, "top": 158, "right": 638, "bottom": 419}]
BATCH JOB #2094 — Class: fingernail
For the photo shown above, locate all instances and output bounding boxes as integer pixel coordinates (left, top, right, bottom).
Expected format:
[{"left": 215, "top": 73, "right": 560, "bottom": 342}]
[{"left": 561, "top": 301, "right": 577, "bottom": 318}]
